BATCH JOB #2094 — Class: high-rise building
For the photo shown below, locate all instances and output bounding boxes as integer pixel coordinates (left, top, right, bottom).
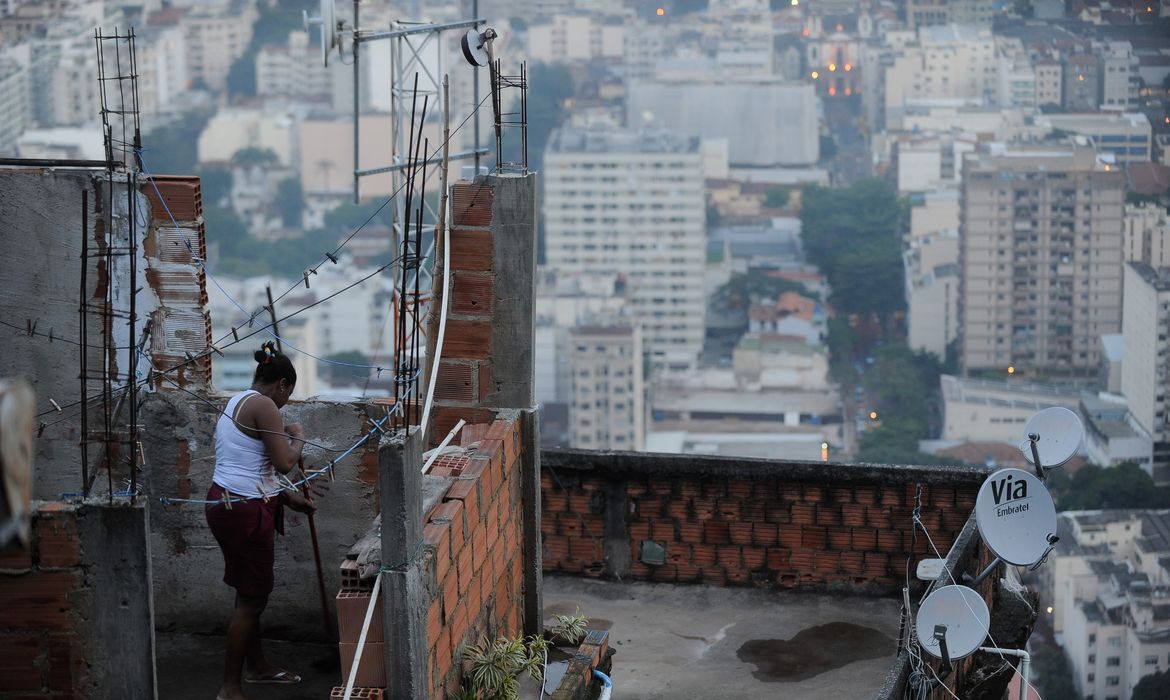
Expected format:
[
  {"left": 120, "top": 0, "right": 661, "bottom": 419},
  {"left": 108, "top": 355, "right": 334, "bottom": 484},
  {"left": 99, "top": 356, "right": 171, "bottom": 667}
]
[
  {"left": 959, "top": 144, "right": 1124, "bottom": 378},
  {"left": 1123, "top": 203, "right": 1170, "bottom": 269},
  {"left": 544, "top": 120, "right": 706, "bottom": 372},
  {"left": 0, "top": 57, "right": 31, "bottom": 151},
  {"left": 1121, "top": 263, "right": 1170, "bottom": 485},
  {"left": 568, "top": 325, "right": 644, "bottom": 451}
]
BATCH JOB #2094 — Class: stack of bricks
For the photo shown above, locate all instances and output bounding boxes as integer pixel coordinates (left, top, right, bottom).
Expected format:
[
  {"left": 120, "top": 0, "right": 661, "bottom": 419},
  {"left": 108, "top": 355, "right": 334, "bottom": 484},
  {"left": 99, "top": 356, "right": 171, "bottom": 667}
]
[
  {"left": 429, "top": 181, "right": 502, "bottom": 444},
  {"left": 332, "top": 560, "right": 383, "bottom": 694},
  {"left": 422, "top": 417, "right": 527, "bottom": 698},
  {"left": 140, "top": 175, "right": 212, "bottom": 390},
  {"left": 542, "top": 470, "right": 977, "bottom": 590},
  {"left": 0, "top": 502, "right": 89, "bottom": 697}
]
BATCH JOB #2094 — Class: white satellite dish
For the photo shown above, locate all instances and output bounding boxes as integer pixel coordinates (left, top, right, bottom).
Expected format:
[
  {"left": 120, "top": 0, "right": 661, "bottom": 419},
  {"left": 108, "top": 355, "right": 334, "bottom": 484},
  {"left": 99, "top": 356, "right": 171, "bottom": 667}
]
[
  {"left": 461, "top": 27, "right": 497, "bottom": 67},
  {"left": 1021, "top": 407, "right": 1083, "bottom": 470},
  {"left": 975, "top": 468, "right": 1058, "bottom": 567},
  {"left": 303, "top": 0, "right": 339, "bottom": 66},
  {"left": 916, "top": 585, "right": 989, "bottom": 660}
]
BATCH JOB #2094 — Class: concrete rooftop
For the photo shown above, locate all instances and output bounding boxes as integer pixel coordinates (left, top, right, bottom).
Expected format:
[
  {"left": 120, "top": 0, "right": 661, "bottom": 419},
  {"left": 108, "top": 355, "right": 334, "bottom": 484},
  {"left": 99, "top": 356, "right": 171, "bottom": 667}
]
[{"left": 542, "top": 575, "right": 902, "bottom": 700}]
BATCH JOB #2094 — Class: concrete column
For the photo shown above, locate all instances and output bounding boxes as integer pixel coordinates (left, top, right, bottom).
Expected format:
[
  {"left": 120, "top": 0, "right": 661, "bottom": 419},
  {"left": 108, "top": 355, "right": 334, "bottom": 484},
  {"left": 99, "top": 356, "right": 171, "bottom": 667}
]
[{"left": 379, "top": 431, "right": 428, "bottom": 700}]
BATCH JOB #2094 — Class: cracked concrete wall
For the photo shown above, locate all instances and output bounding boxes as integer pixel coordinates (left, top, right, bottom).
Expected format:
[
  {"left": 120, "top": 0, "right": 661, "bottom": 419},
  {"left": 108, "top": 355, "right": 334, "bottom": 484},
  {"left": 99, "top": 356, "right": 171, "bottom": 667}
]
[
  {"left": 140, "top": 391, "right": 384, "bottom": 638},
  {"left": 0, "top": 170, "right": 103, "bottom": 499}
]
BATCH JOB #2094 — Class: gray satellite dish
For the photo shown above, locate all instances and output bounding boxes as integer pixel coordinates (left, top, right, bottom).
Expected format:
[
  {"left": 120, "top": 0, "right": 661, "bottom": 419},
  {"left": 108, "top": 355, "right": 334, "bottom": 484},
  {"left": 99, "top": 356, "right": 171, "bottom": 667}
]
[
  {"left": 916, "top": 585, "right": 989, "bottom": 660},
  {"left": 461, "top": 27, "right": 497, "bottom": 67},
  {"left": 975, "top": 468, "right": 1057, "bottom": 567},
  {"left": 303, "top": 0, "right": 339, "bottom": 66},
  {"left": 1021, "top": 407, "right": 1083, "bottom": 471}
]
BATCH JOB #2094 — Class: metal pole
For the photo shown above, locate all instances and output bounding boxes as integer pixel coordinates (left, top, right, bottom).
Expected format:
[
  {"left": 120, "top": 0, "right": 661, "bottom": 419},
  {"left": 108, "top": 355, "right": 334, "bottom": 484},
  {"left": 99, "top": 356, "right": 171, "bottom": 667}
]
[
  {"left": 299, "top": 457, "right": 332, "bottom": 640},
  {"left": 473, "top": 0, "right": 481, "bottom": 175},
  {"left": 79, "top": 189, "right": 89, "bottom": 496},
  {"left": 265, "top": 285, "right": 282, "bottom": 353},
  {"left": 423, "top": 75, "right": 450, "bottom": 444},
  {"left": 353, "top": 0, "right": 361, "bottom": 204}
]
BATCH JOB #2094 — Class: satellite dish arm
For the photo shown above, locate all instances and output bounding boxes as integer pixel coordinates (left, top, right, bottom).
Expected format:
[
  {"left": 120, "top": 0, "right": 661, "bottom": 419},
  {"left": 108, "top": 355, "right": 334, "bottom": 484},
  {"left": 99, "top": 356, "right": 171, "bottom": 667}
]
[
  {"left": 1027, "top": 433, "right": 1044, "bottom": 480},
  {"left": 933, "top": 625, "right": 953, "bottom": 681}
]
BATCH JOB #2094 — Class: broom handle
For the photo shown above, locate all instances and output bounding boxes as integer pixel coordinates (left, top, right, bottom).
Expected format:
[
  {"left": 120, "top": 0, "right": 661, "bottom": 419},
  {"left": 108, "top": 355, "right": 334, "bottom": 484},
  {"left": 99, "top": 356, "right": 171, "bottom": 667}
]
[{"left": 299, "top": 457, "right": 332, "bottom": 640}]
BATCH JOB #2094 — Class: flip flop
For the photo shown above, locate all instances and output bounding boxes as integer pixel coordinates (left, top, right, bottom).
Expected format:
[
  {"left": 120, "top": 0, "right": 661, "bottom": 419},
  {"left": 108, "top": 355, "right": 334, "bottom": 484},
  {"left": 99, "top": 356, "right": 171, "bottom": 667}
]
[{"left": 244, "top": 669, "right": 302, "bottom": 684}]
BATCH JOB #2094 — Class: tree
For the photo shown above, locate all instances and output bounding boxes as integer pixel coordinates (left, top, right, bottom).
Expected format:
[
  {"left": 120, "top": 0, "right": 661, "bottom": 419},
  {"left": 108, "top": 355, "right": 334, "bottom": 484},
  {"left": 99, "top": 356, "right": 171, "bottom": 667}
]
[
  {"left": 141, "top": 108, "right": 214, "bottom": 175},
  {"left": 321, "top": 351, "right": 371, "bottom": 382},
  {"left": 198, "top": 166, "right": 232, "bottom": 208},
  {"left": 1046, "top": 462, "right": 1170, "bottom": 510},
  {"left": 275, "top": 177, "right": 304, "bottom": 229},
  {"left": 763, "top": 187, "right": 789, "bottom": 209},
  {"left": 231, "top": 147, "right": 280, "bottom": 167},
  {"left": 227, "top": 0, "right": 316, "bottom": 98},
  {"left": 1031, "top": 645, "right": 1077, "bottom": 700},
  {"left": 1133, "top": 668, "right": 1170, "bottom": 700},
  {"left": 526, "top": 63, "right": 574, "bottom": 172},
  {"left": 819, "top": 134, "right": 838, "bottom": 161}
]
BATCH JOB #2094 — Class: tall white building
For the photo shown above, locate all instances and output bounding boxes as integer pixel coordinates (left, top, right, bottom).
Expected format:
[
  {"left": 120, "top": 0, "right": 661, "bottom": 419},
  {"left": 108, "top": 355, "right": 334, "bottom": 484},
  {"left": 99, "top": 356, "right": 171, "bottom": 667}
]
[
  {"left": 544, "top": 120, "right": 706, "bottom": 372},
  {"left": 959, "top": 145, "right": 1125, "bottom": 378},
  {"left": 881, "top": 24, "right": 997, "bottom": 130},
  {"left": 1121, "top": 263, "right": 1170, "bottom": 485},
  {"left": 184, "top": 4, "right": 256, "bottom": 91},
  {"left": 569, "top": 325, "right": 644, "bottom": 451},
  {"left": 0, "top": 57, "right": 31, "bottom": 151},
  {"left": 526, "top": 13, "right": 626, "bottom": 64},
  {"left": 1124, "top": 203, "right": 1170, "bottom": 269}
]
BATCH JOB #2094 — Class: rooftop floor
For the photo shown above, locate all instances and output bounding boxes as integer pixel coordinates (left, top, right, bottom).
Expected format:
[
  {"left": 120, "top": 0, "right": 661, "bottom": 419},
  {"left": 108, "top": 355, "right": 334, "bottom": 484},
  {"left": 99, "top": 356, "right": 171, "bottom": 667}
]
[{"left": 542, "top": 575, "right": 902, "bottom": 700}]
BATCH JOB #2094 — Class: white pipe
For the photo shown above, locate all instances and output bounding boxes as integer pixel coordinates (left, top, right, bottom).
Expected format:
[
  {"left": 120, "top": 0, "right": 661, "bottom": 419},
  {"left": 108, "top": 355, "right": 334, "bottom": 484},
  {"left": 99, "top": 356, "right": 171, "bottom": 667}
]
[
  {"left": 421, "top": 418, "right": 466, "bottom": 474},
  {"left": 343, "top": 571, "right": 383, "bottom": 700},
  {"left": 419, "top": 182, "right": 451, "bottom": 438},
  {"left": 979, "top": 646, "right": 1030, "bottom": 700},
  {"left": 593, "top": 669, "right": 613, "bottom": 700}
]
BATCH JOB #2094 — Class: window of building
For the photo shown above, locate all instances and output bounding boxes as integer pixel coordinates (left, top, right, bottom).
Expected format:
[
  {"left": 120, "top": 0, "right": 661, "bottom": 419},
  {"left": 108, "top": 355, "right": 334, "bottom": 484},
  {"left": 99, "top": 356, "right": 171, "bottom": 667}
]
[
  {"left": 1144, "top": 655, "right": 1157, "bottom": 666},
  {"left": 1105, "top": 676, "right": 1119, "bottom": 686},
  {"left": 1106, "top": 657, "right": 1120, "bottom": 667}
]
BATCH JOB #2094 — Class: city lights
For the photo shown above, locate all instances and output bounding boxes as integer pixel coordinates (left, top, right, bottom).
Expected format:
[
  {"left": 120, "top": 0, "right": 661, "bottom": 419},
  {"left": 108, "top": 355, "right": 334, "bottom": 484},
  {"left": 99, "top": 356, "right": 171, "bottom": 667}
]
[
  {"left": 1007, "top": 366, "right": 1015, "bottom": 375},
  {"left": 844, "top": 63, "right": 852, "bottom": 72},
  {"left": 828, "top": 63, "right": 837, "bottom": 72},
  {"left": 811, "top": 70, "right": 819, "bottom": 79},
  {"left": 656, "top": 7, "right": 665, "bottom": 17},
  {"left": 869, "top": 411, "right": 878, "bottom": 420}
]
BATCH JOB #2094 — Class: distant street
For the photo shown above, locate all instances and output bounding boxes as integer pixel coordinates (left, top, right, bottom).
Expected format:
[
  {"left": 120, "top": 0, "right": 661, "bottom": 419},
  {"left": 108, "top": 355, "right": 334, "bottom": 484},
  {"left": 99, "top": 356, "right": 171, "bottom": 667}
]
[{"left": 824, "top": 96, "right": 870, "bottom": 186}]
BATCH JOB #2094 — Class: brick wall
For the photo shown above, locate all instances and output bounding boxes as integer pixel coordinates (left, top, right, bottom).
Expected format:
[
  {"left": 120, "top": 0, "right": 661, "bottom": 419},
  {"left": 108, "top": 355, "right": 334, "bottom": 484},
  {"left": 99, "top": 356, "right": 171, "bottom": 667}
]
[
  {"left": 430, "top": 181, "right": 502, "bottom": 445},
  {"left": 0, "top": 501, "right": 155, "bottom": 698},
  {"left": 421, "top": 417, "right": 527, "bottom": 698},
  {"left": 540, "top": 450, "right": 987, "bottom": 592},
  {"left": 141, "top": 175, "right": 212, "bottom": 391}
]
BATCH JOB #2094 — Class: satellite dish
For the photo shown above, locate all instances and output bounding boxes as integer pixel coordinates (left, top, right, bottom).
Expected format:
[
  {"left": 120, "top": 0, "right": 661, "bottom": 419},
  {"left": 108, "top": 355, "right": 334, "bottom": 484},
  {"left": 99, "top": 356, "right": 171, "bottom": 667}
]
[
  {"left": 303, "top": 0, "right": 339, "bottom": 66},
  {"left": 916, "top": 585, "right": 989, "bottom": 660},
  {"left": 461, "top": 27, "right": 498, "bottom": 67},
  {"left": 975, "top": 468, "right": 1058, "bottom": 567},
  {"left": 1020, "top": 407, "right": 1083, "bottom": 469}
]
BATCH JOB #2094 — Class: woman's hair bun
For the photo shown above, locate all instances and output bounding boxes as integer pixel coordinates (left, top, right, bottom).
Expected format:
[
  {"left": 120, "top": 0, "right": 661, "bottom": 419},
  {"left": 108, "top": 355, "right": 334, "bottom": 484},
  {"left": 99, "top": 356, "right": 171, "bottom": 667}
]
[{"left": 254, "top": 341, "right": 279, "bottom": 365}]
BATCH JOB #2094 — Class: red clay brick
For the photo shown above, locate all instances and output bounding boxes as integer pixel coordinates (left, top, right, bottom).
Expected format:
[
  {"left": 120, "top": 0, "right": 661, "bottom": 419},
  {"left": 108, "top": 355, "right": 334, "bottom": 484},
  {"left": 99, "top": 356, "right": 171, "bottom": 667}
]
[
  {"left": 867, "top": 508, "right": 893, "bottom": 530},
  {"left": 727, "top": 479, "right": 752, "bottom": 498},
  {"left": 0, "top": 633, "right": 42, "bottom": 690},
  {"left": 815, "top": 505, "right": 841, "bottom": 526},
  {"left": 827, "top": 527, "right": 852, "bottom": 550},
  {"left": 678, "top": 522, "right": 703, "bottom": 543},
  {"left": 691, "top": 543, "right": 716, "bottom": 566},
  {"left": 665, "top": 499, "right": 688, "bottom": 520},
  {"left": 779, "top": 483, "right": 803, "bottom": 501},
  {"left": 790, "top": 503, "right": 815, "bottom": 525},
  {"left": 815, "top": 552, "right": 840, "bottom": 574},
  {"left": 778, "top": 525, "right": 802, "bottom": 549},
  {"left": 704, "top": 521, "right": 730, "bottom": 544},
  {"left": 803, "top": 485, "right": 825, "bottom": 503},
  {"left": 790, "top": 549, "right": 815, "bottom": 572},
  {"left": 852, "top": 528, "right": 878, "bottom": 550},
  {"left": 433, "top": 362, "right": 474, "bottom": 402},
  {"left": 839, "top": 551, "right": 865, "bottom": 575},
  {"left": 765, "top": 548, "right": 790, "bottom": 570},
  {"left": 35, "top": 511, "right": 81, "bottom": 568},
  {"left": 877, "top": 530, "right": 902, "bottom": 552},
  {"left": 853, "top": 485, "right": 878, "bottom": 504},
  {"left": 728, "top": 522, "right": 753, "bottom": 545},
  {"left": 716, "top": 500, "right": 741, "bottom": 520},
  {"left": 676, "top": 563, "right": 702, "bottom": 582},
  {"left": 742, "top": 547, "right": 766, "bottom": 570},
  {"left": 702, "top": 567, "right": 727, "bottom": 586},
  {"left": 841, "top": 503, "right": 867, "bottom": 527},
  {"left": 451, "top": 271, "right": 493, "bottom": 317},
  {"left": 752, "top": 523, "right": 778, "bottom": 548},
  {"left": 0, "top": 543, "right": 32, "bottom": 570},
  {"left": 443, "top": 319, "right": 492, "bottom": 360},
  {"left": 651, "top": 564, "right": 678, "bottom": 583},
  {"left": 801, "top": 526, "right": 827, "bottom": 549},
  {"left": 451, "top": 182, "right": 494, "bottom": 228},
  {"left": 764, "top": 503, "right": 791, "bottom": 523},
  {"left": 692, "top": 497, "right": 716, "bottom": 521},
  {"left": 651, "top": 520, "right": 675, "bottom": 541},
  {"left": 716, "top": 546, "right": 742, "bottom": 569},
  {"left": 0, "top": 570, "right": 78, "bottom": 630}
]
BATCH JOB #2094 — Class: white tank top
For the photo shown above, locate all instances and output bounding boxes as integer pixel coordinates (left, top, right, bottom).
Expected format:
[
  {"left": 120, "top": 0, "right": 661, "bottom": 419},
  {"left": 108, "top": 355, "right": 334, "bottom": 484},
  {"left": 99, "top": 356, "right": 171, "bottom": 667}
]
[{"left": 212, "top": 390, "right": 282, "bottom": 497}]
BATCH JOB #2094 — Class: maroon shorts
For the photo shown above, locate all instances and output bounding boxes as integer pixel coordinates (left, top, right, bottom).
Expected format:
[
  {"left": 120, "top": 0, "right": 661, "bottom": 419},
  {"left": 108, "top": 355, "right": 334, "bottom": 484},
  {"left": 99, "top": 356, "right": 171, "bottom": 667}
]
[{"left": 205, "top": 483, "right": 277, "bottom": 597}]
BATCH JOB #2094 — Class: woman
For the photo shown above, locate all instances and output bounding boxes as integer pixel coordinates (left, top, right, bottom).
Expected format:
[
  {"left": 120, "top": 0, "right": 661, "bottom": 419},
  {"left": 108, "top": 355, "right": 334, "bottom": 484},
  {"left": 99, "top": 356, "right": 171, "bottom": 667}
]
[{"left": 205, "top": 342, "right": 316, "bottom": 700}]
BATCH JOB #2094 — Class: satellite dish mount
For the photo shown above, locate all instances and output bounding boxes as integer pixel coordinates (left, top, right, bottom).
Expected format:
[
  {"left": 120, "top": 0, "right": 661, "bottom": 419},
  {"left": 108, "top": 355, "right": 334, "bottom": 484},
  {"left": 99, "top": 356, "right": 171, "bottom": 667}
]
[
  {"left": 1020, "top": 406, "right": 1084, "bottom": 481},
  {"left": 303, "top": 0, "right": 344, "bottom": 66}
]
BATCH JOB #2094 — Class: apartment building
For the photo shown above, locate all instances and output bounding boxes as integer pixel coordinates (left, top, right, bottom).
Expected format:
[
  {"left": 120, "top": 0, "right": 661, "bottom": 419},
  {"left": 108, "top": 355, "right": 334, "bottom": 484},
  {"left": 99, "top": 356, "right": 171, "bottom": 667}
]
[
  {"left": 1124, "top": 203, "right": 1170, "bottom": 269},
  {"left": 526, "top": 12, "right": 626, "bottom": 64},
  {"left": 959, "top": 145, "right": 1125, "bottom": 378},
  {"left": 1121, "top": 263, "right": 1170, "bottom": 485},
  {"left": 1038, "top": 111, "right": 1153, "bottom": 165},
  {"left": 544, "top": 120, "right": 706, "bottom": 372},
  {"left": 1046, "top": 510, "right": 1170, "bottom": 700},
  {"left": 185, "top": 4, "right": 255, "bottom": 91},
  {"left": 0, "top": 57, "right": 30, "bottom": 151},
  {"left": 255, "top": 31, "right": 335, "bottom": 103},
  {"left": 568, "top": 325, "right": 644, "bottom": 451}
]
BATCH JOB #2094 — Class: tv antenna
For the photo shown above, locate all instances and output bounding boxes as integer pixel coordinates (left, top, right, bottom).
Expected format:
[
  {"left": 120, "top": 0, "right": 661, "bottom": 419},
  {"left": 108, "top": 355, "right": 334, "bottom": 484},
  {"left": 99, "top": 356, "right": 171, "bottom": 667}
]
[{"left": 1020, "top": 407, "right": 1083, "bottom": 480}]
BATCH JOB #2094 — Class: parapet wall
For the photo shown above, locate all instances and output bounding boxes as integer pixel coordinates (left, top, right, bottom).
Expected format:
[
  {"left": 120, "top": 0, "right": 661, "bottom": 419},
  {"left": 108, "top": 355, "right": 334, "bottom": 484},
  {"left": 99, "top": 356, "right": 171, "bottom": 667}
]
[
  {"left": 540, "top": 450, "right": 989, "bottom": 593},
  {"left": 0, "top": 501, "right": 156, "bottom": 699}
]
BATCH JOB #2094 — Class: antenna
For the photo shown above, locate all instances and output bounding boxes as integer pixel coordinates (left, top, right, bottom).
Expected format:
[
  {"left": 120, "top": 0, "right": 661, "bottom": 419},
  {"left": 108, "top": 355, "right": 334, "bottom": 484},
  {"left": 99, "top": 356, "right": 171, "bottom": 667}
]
[
  {"left": 974, "top": 467, "right": 1058, "bottom": 568},
  {"left": 460, "top": 27, "right": 497, "bottom": 67},
  {"left": 303, "top": 0, "right": 340, "bottom": 66},
  {"left": 916, "top": 585, "right": 989, "bottom": 661},
  {"left": 1020, "top": 406, "right": 1083, "bottom": 477}
]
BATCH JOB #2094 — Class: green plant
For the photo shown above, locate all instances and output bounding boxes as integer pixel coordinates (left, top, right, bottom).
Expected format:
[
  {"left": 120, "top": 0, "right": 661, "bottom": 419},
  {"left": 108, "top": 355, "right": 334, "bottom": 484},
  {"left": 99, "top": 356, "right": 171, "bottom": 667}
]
[
  {"left": 461, "top": 634, "right": 549, "bottom": 700},
  {"left": 549, "top": 607, "right": 589, "bottom": 646}
]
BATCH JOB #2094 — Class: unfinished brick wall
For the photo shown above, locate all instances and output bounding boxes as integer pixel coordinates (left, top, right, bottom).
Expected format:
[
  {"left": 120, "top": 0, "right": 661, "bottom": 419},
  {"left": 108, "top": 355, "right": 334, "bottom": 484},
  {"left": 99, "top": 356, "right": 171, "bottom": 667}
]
[
  {"left": 421, "top": 417, "right": 526, "bottom": 699},
  {"left": 540, "top": 451, "right": 986, "bottom": 592},
  {"left": 0, "top": 501, "right": 155, "bottom": 698},
  {"left": 141, "top": 175, "right": 212, "bottom": 391}
]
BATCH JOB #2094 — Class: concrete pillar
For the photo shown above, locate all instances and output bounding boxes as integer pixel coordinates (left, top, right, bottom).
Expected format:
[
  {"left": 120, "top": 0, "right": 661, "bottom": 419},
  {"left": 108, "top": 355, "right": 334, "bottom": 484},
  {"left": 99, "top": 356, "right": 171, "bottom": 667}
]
[
  {"left": 430, "top": 173, "right": 538, "bottom": 442},
  {"left": 519, "top": 408, "right": 543, "bottom": 638},
  {"left": 379, "top": 430, "right": 428, "bottom": 700}
]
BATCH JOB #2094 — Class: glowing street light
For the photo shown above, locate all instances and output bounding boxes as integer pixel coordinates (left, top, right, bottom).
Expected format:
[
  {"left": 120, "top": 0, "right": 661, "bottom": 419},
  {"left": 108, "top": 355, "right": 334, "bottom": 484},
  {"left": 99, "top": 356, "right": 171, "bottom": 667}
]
[
  {"left": 844, "top": 63, "right": 853, "bottom": 72},
  {"left": 821, "top": 442, "right": 829, "bottom": 462},
  {"left": 828, "top": 63, "right": 837, "bottom": 72},
  {"left": 791, "top": 0, "right": 800, "bottom": 5},
  {"left": 869, "top": 411, "right": 878, "bottom": 421},
  {"left": 656, "top": 7, "right": 665, "bottom": 17},
  {"left": 1007, "top": 366, "right": 1016, "bottom": 375},
  {"left": 810, "top": 70, "right": 819, "bottom": 79}
]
